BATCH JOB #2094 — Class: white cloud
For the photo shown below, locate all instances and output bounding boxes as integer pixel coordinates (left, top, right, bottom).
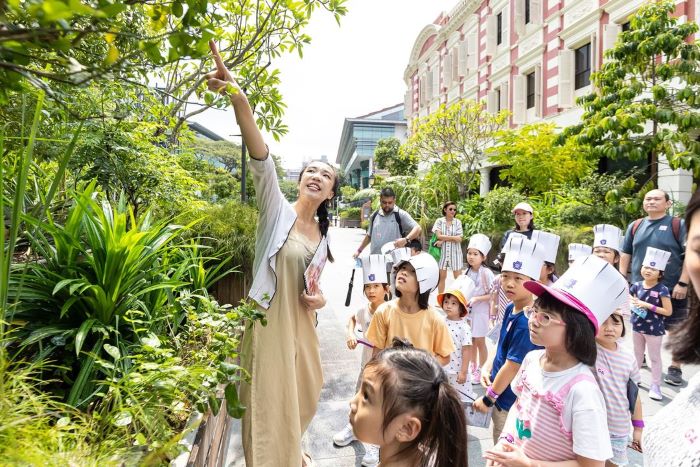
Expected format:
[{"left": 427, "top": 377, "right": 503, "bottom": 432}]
[{"left": 191, "top": 0, "right": 451, "bottom": 169}]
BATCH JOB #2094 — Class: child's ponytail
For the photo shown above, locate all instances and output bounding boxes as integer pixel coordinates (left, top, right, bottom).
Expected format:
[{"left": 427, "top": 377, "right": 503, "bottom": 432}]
[{"left": 422, "top": 382, "right": 468, "bottom": 467}]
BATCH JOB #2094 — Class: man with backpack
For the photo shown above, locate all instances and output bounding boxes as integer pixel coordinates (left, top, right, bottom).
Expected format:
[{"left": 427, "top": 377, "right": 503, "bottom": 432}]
[
  {"left": 620, "top": 188, "right": 691, "bottom": 386},
  {"left": 352, "top": 187, "right": 421, "bottom": 257}
]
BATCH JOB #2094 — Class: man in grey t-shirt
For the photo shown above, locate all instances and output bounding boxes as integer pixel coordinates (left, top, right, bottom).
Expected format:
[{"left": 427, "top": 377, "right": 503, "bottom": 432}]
[
  {"left": 620, "top": 188, "right": 690, "bottom": 386},
  {"left": 352, "top": 187, "right": 421, "bottom": 258}
]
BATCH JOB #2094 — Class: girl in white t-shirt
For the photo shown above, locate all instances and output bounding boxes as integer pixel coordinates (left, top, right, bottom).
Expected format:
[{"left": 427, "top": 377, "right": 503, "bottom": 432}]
[
  {"left": 333, "top": 255, "right": 389, "bottom": 466},
  {"left": 594, "top": 311, "right": 643, "bottom": 466},
  {"left": 485, "top": 255, "right": 627, "bottom": 466}
]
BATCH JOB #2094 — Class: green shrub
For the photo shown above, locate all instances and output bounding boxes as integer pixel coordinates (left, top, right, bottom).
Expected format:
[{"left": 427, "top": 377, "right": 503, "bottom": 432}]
[
  {"left": 340, "top": 207, "right": 361, "bottom": 219},
  {"left": 178, "top": 200, "right": 258, "bottom": 271}
]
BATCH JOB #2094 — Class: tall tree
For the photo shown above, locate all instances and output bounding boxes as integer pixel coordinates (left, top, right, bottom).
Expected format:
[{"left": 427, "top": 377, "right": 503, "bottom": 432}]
[
  {"left": 559, "top": 0, "right": 700, "bottom": 182},
  {"left": 374, "top": 137, "right": 416, "bottom": 176},
  {"left": 401, "top": 99, "right": 507, "bottom": 198},
  {"left": 489, "top": 123, "right": 594, "bottom": 195},
  {"left": 2, "top": 0, "right": 348, "bottom": 141}
]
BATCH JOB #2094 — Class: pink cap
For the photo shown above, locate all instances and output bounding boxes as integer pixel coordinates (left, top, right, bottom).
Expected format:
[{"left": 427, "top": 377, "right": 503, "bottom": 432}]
[{"left": 523, "top": 280, "right": 600, "bottom": 332}]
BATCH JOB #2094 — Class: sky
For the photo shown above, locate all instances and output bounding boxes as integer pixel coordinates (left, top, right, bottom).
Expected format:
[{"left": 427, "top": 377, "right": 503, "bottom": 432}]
[{"left": 192, "top": 0, "right": 455, "bottom": 169}]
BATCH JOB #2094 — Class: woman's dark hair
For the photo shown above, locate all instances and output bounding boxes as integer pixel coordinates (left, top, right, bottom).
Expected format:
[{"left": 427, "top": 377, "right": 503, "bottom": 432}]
[
  {"left": 363, "top": 338, "right": 468, "bottom": 467},
  {"left": 442, "top": 201, "right": 457, "bottom": 216},
  {"left": 513, "top": 219, "right": 535, "bottom": 231},
  {"left": 609, "top": 312, "right": 626, "bottom": 338},
  {"left": 535, "top": 293, "right": 597, "bottom": 366},
  {"left": 395, "top": 288, "right": 431, "bottom": 310},
  {"left": 668, "top": 188, "right": 700, "bottom": 364},
  {"left": 299, "top": 161, "right": 340, "bottom": 262}
]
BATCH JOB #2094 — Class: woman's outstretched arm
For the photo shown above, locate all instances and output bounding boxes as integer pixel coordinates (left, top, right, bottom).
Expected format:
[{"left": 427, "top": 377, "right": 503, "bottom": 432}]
[{"left": 206, "top": 40, "right": 268, "bottom": 160}]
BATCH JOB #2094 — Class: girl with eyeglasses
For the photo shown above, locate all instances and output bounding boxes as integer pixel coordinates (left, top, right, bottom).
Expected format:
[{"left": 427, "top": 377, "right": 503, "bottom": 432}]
[{"left": 485, "top": 255, "right": 628, "bottom": 466}]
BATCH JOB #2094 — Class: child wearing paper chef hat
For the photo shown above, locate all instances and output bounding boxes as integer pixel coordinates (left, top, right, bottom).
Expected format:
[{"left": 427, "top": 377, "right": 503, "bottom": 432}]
[
  {"left": 629, "top": 247, "right": 673, "bottom": 402},
  {"left": 473, "top": 237, "right": 546, "bottom": 444},
  {"left": 592, "top": 224, "right": 624, "bottom": 266},
  {"left": 437, "top": 275, "right": 477, "bottom": 400},
  {"left": 567, "top": 243, "right": 592, "bottom": 265},
  {"left": 464, "top": 233, "right": 496, "bottom": 385},
  {"left": 530, "top": 230, "right": 561, "bottom": 285},
  {"left": 333, "top": 254, "right": 390, "bottom": 462},
  {"left": 484, "top": 255, "right": 628, "bottom": 465}
]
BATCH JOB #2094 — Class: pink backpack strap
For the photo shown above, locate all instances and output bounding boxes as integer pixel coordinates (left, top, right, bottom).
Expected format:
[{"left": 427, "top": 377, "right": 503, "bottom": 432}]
[{"left": 552, "top": 373, "right": 597, "bottom": 438}]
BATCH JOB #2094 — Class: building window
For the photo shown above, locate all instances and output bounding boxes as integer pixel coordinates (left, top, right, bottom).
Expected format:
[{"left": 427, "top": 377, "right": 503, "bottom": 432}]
[
  {"left": 496, "top": 88, "right": 502, "bottom": 111},
  {"left": 621, "top": 21, "right": 631, "bottom": 32},
  {"left": 525, "top": 0, "right": 531, "bottom": 24},
  {"left": 497, "top": 12, "right": 503, "bottom": 45},
  {"left": 526, "top": 72, "right": 536, "bottom": 108},
  {"left": 575, "top": 43, "right": 591, "bottom": 90}
]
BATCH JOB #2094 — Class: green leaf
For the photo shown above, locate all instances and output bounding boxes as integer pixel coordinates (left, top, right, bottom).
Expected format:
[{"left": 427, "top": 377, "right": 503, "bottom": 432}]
[
  {"left": 208, "top": 393, "right": 221, "bottom": 416},
  {"left": 225, "top": 382, "right": 246, "bottom": 418},
  {"left": 104, "top": 343, "right": 121, "bottom": 360},
  {"left": 75, "top": 318, "right": 97, "bottom": 356}
]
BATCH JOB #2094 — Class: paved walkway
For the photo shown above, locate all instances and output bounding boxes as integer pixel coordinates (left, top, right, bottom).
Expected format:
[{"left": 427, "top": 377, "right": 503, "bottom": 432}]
[{"left": 226, "top": 226, "right": 699, "bottom": 466}]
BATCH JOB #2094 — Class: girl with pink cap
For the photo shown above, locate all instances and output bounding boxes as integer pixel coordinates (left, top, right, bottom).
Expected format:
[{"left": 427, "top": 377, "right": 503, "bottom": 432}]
[{"left": 485, "top": 255, "right": 628, "bottom": 466}]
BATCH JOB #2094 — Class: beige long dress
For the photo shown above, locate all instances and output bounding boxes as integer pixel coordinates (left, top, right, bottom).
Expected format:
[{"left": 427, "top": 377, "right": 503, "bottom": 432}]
[{"left": 240, "top": 228, "right": 324, "bottom": 466}]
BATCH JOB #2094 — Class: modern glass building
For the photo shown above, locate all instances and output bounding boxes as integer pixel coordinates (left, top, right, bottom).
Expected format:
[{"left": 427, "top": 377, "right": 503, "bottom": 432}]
[{"left": 335, "top": 104, "right": 407, "bottom": 189}]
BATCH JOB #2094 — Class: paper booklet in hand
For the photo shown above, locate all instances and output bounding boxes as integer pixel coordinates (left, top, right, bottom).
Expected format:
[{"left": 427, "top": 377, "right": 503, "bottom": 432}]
[{"left": 304, "top": 236, "right": 328, "bottom": 295}]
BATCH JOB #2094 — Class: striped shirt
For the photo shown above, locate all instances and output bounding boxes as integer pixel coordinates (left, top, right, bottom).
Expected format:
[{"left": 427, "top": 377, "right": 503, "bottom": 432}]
[
  {"left": 432, "top": 217, "right": 464, "bottom": 270},
  {"left": 594, "top": 343, "right": 640, "bottom": 436}
]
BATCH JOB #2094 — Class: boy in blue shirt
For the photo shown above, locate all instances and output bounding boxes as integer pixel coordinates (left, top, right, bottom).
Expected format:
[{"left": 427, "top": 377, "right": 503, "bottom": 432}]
[{"left": 473, "top": 236, "right": 545, "bottom": 443}]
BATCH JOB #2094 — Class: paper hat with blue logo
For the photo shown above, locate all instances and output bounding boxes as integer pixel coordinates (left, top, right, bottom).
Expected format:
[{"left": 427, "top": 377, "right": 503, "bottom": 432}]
[
  {"left": 593, "top": 224, "right": 622, "bottom": 252},
  {"left": 361, "top": 254, "right": 388, "bottom": 285},
  {"left": 524, "top": 255, "right": 628, "bottom": 333},
  {"left": 568, "top": 243, "right": 592, "bottom": 262},
  {"left": 394, "top": 252, "right": 440, "bottom": 294},
  {"left": 437, "top": 275, "right": 477, "bottom": 310},
  {"left": 467, "top": 233, "right": 492, "bottom": 257},
  {"left": 530, "top": 230, "right": 560, "bottom": 264},
  {"left": 642, "top": 247, "right": 672, "bottom": 272},
  {"left": 501, "top": 237, "right": 546, "bottom": 280}
]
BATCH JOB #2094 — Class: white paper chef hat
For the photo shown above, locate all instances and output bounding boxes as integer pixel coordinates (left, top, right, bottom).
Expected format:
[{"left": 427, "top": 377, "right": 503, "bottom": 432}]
[
  {"left": 524, "top": 255, "right": 628, "bottom": 333},
  {"left": 389, "top": 247, "right": 411, "bottom": 266},
  {"left": 530, "top": 230, "right": 560, "bottom": 264},
  {"left": 568, "top": 243, "right": 593, "bottom": 262},
  {"left": 467, "top": 233, "right": 492, "bottom": 257},
  {"left": 500, "top": 232, "right": 527, "bottom": 254},
  {"left": 394, "top": 252, "right": 440, "bottom": 294},
  {"left": 501, "top": 238, "right": 546, "bottom": 280},
  {"left": 593, "top": 224, "right": 622, "bottom": 253},
  {"left": 361, "top": 254, "right": 388, "bottom": 285},
  {"left": 642, "top": 247, "right": 672, "bottom": 272}
]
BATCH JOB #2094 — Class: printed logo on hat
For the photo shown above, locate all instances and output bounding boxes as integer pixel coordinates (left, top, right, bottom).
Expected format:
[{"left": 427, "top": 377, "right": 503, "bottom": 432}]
[
  {"left": 563, "top": 279, "right": 577, "bottom": 289},
  {"left": 368, "top": 273, "right": 375, "bottom": 281},
  {"left": 600, "top": 239, "right": 607, "bottom": 245},
  {"left": 513, "top": 261, "right": 522, "bottom": 270},
  {"left": 650, "top": 261, "right": 656, "bottom": 267}
]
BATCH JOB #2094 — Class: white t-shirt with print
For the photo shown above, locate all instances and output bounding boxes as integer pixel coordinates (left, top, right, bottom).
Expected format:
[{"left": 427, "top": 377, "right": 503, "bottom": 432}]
[
  {"left": 355, "top": 305, "right": 374, "bottom": 366},
  {"left": 505, "top": 349, "right": 613, "bottom": 461}
]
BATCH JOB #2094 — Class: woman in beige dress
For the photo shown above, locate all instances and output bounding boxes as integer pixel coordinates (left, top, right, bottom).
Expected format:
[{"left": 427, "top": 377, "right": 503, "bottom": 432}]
[{"left": 206, "top": 42, "right": 338, "bottom": 467}]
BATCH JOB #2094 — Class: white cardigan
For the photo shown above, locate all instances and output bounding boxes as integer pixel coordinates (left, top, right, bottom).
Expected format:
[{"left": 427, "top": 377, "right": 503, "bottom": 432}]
[{"left": 247, "top": 156, "right": 298, "bottom": 309}]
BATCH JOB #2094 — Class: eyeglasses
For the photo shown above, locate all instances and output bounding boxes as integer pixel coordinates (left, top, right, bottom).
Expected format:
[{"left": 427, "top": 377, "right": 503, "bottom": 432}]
[
  {"left": 446, "top": 208, "right": 456, "bottom": 211},
  {"left": 524, "top": 306, "right": 566, "bottom": 327}
]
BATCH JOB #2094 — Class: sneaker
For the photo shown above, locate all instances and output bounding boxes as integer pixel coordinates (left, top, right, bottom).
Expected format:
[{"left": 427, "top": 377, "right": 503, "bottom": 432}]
[
  {"left": 649, "top": 383, "right": 663, "bottom": 401},
  {"left": 361, "top": 444, "right": 380, "bottom": 467},
  {"left": 471, "top": 367, "right": 481, "bottom": 385},
  {"left": 664, "top": 366, "right": 683, "bottom": 386},
  {"left": 332, "top": 423, "right": 356, "bottom": 447}
]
